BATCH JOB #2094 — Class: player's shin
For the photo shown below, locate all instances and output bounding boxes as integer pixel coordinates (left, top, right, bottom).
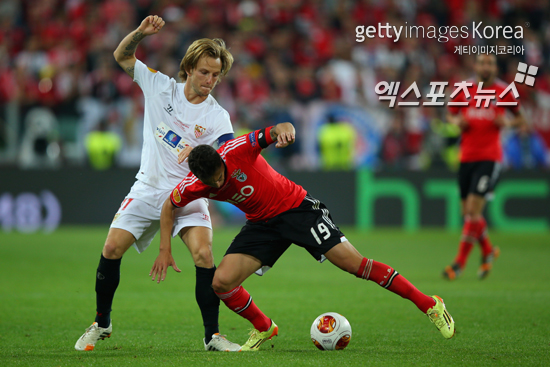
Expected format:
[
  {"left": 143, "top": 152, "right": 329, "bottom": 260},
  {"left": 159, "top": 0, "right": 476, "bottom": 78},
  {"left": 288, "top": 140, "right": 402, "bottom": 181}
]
[
  {"left": 215, "top": 285, "right": 271, "bottom": 332},
  {"left": 95, "top": 254, "right": 121, "bottom": 327},
  {"left": 195, "top": 266, "right": 220, "bottom": 343},
  {"left": 477, "top": 217, "right": 493, "bottom": 256},
  {"left": 356, "top": 258, "right": 436, "bottom": 313},
  {"left": 454, "top": 217, "right": 480, "bottom": 268}
]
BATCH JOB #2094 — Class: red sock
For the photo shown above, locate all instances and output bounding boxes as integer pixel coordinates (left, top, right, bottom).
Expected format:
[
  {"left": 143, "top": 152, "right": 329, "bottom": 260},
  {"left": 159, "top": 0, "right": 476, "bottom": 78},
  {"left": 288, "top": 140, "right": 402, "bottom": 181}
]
[
  {"left": 215, "top": 286, "right": 271, "bottom": 332},
  {"left": 356, "top": 258, "right": 436, "bottom": 313},
  {"left": 477, "top": 217, "right": 493, "bottom": 257},
  {"left": 454, "top": 218, "right": 479, "bottom": 268}
]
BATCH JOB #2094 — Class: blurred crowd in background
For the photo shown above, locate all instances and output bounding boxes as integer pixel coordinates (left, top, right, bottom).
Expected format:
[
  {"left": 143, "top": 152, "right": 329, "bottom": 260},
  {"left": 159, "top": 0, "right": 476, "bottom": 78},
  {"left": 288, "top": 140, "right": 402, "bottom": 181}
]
[{"left": 1, "top": 0, "right": 550, "bottom": 171}]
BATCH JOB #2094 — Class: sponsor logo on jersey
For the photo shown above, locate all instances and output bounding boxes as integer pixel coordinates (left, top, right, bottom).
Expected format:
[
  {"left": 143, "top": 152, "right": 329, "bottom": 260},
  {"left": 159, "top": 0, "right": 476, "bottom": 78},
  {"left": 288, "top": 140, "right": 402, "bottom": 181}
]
[
  {"left": 195, "top": 124, "right": 206, "bottom": 138},
  {"left": 164, "top": 104, "right": 174, "bottom": 116},
  {"left": 231, "top": 169, "right": 247, "bottom": 182},
  {"left": 156, "top": 122, "right": 189, "bottom": 156},
  {"left": 249, "top": 132, "right": 257, "bottom": 147},
  {"left": 147, "top": 67, "right": 158, "bottom": 73},
  {"left": 172, "top": 188, "right": 181, "bottom": 203},
  {"left": 163, "top": 130, "right": 182, "bottom": 148}
]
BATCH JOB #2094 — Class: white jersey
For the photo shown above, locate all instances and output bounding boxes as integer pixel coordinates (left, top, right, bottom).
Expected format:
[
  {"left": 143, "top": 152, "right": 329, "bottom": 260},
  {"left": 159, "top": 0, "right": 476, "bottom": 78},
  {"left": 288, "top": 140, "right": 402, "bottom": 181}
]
[{"left": 131, "top": 59, "right": 233, "bottom": 204}]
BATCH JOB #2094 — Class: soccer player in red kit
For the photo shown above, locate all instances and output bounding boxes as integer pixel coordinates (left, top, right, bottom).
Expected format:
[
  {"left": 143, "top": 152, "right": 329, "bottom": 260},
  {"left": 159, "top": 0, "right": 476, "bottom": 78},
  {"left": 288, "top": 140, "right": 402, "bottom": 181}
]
[
  {"left": 443, "top": 54, "right": 525, "bottom": 280},
  {"left": 151, "top": 122, "right": 455, "bottom": 351}
]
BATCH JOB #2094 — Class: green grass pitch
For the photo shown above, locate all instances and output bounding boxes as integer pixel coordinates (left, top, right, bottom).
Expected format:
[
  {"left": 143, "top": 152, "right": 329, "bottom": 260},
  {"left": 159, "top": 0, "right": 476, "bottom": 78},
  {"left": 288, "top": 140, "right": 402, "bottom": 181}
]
[{"left": 1, "top": 226, "right": 549, "bottom": 366}]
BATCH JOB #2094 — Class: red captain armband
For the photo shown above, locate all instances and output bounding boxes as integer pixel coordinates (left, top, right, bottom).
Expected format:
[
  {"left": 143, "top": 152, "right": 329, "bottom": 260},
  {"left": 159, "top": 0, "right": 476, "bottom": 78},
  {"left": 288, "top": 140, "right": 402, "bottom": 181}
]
[
  {"left": 248, "top": 127, "right": 274, "bottom": 149},
  {"left": 258, "top": 126, "right": 274, "bottom": 149}
]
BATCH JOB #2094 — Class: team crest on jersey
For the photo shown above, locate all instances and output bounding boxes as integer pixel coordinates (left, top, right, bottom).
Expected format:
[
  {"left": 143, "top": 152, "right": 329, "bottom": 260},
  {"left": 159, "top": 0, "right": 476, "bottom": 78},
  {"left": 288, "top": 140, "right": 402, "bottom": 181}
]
[
  {"left": 172, "top": 189, "right": 181, "bottom": 203},
  {"left": 231, "top": 169, "right": 247, "bottom": 182},
  {"left": 194, "top": 124, "right": 206, "bottom": 138}
]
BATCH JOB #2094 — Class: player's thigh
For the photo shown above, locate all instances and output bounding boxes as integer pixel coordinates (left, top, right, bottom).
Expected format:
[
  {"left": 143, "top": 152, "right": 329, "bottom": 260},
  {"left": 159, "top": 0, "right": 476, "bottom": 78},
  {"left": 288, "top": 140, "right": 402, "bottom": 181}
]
[
  {"left": 324, "top": 241, "right": 364, "bottom": 274},
  {"left": 469, "top": 161, "right": 497, "bottom": 198},
  {"left": 103, "top": 227, "right": 136, "bottom": 259},
  {"left": 213, "top": 253, "right": 262, "bottom": 293},
  {"left": 179, "top": 226, "right": 214, "bottom": 268},
  {"left": 224, "top": 221, "right": 290, "bottom": 273},
  {"left": 464, "top": 193, "right": 486, "bottom": 217},
  {"left": 110, "top": 197, "right": 162, "bottom": 254},
  {"left": 278, "top": 194, "right": 347, "bottom": 263},
  {"left": 458, "top": 162, "right": 473, "bottom": 201}
]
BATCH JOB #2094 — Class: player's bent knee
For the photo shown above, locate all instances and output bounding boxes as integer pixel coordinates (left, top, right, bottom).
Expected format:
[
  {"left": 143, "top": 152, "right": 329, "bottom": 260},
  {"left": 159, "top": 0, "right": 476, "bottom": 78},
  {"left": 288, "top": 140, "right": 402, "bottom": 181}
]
[
  {"left": 211, "top": 275, "right": 231, "bottom": 294},
  {"left": 102, "top": 241, "right": 126, "bottom": 259},
  {"left": 191, "top": 246, "right": 214, "bottom": 268}
]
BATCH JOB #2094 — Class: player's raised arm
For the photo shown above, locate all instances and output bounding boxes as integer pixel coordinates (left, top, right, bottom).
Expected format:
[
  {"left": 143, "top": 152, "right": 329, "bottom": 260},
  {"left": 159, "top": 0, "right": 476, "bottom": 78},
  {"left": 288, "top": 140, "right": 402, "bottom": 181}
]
[
  {"left": 270, "top": 122, "right": 296, "bottom": 148},
  {"left": 149, "top": 197, "right": 181, "bottom": 283},
  {"left": 113, "top": 15, "right": 165, "bottom": 78}
]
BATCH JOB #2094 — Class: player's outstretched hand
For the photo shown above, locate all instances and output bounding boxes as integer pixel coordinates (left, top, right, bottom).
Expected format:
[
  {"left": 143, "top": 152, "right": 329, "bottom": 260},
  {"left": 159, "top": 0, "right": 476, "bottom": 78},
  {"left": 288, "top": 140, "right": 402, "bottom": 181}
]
[
  {"left": 178, "top": 145, "right": 193, "bottom": 164},
  {"left": 138, "top": 15, "right": 165, "bottom": 36},
  {"left": 275, "top": 122, "right": 296, "bottom": 148},
  {"left": 149, "top": 250, "right": 181, "bottom": 283}
]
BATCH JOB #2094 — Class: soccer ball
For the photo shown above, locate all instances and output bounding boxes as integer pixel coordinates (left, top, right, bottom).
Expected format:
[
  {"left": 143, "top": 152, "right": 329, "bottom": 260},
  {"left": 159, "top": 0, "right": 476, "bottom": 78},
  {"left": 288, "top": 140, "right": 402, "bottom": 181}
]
[{"left": 310, "top": 312, "right": 352, "bottom": 351}]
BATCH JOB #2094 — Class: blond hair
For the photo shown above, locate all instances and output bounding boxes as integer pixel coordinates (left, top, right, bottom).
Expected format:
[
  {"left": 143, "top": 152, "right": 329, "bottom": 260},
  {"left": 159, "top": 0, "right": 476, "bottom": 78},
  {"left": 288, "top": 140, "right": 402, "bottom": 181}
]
[{"left": 178, "top": 38, "right": 234, "bottom": 83}]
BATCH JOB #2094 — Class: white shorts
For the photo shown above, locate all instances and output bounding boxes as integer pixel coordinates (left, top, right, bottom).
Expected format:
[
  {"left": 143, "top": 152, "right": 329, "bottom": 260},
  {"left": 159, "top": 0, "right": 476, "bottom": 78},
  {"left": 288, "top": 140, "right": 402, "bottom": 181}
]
[{"left": 110, "top": 181, "right": 211, "bottom": 253}]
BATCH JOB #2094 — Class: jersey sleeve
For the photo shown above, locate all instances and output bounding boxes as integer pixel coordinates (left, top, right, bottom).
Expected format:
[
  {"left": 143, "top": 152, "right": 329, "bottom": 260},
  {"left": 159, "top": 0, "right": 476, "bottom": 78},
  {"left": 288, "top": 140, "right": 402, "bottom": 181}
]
[
  {"left": 215, "top": 133, "right": 234, "bottom": 148},
  {"left": 221, "top": 127, "right": 275, "bottom": 162},
  {"left": 211, "top": 110, "right": 234, "bottom": 145},
  {"left": 133, "top": 59, "right": 173, "bottom": 98},
  {"left": 170, "top": 175, "right": 206, "bottom": 208}
]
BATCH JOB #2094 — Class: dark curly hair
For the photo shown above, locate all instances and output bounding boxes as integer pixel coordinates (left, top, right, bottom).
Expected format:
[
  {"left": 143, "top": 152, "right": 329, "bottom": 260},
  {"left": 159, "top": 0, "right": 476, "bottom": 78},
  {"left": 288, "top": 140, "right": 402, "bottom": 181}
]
[{"left": 188, "top": 145, "right": 223, "bottom": 181}]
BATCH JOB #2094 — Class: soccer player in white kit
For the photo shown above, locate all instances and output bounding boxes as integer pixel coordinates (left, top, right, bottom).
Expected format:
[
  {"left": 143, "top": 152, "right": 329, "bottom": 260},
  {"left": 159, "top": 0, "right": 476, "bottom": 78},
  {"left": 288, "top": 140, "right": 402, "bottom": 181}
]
[{"left": 75, "top": 15, "right": 240, "bottom": 352}]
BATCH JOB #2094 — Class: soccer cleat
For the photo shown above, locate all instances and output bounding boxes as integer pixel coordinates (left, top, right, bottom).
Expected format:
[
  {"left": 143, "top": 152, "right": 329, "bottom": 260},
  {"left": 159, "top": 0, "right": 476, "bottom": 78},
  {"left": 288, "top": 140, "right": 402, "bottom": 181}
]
[
  {"left": 240, "top": 320, "right": 278, "bottom": 351},
  {"left": 427, "top": 295, "right": 455, "bottom": 339},
  {"left": 442, "top": 263, "right": 462, "bottom": 281},
  {"left": 203, "top": 333, "right": 242, "bottom": 352},
  {"left": 75, "top": 322, "right": 112, "bottom": 351},
  {"left": 478, "top": 246, "right": 500, "bottom": 280}
]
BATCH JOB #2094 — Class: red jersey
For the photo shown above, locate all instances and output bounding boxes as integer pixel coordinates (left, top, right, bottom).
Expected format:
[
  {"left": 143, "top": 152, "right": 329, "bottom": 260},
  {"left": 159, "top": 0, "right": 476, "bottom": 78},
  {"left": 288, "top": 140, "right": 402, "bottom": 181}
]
[
  {"left": 448, "top": 79, "right": 520, "bottom": 162},
  {"left": 170, "top": 128, "right": 307, "bottom": 222}
]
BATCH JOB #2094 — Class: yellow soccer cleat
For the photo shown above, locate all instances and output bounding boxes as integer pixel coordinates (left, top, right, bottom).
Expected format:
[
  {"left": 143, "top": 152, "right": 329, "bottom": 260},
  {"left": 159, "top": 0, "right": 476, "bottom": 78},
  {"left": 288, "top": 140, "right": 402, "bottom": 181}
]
[
  {"left": 427, "top": 295, "right": 455, "bottom": 339},
  {"left": 241, "top": 320, "right": 278, "bottom": 351}
]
